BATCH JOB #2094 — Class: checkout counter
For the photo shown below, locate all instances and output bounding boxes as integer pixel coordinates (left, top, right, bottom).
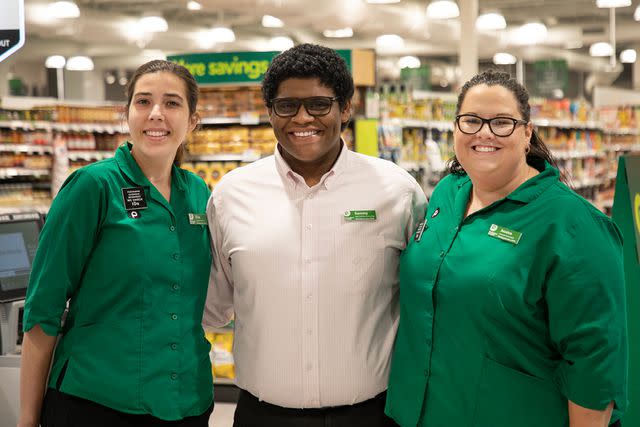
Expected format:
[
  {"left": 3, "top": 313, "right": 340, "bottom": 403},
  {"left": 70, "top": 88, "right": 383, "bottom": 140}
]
[{"left": 0, "top": 212, "right": 43, "bottom": 426}]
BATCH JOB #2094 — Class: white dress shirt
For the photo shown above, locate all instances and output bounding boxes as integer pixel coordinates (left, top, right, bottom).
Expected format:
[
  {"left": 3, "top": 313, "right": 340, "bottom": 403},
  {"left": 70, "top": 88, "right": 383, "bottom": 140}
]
[{"left": 204, "top": 143, "right": 427, "bottom": 408}]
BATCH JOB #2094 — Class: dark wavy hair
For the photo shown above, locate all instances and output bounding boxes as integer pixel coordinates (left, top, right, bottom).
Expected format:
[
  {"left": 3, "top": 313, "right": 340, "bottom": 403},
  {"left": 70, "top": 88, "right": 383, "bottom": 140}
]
[
  {"left": 262, "top": 44, "right": 354, "bottom": 130},
  {"left": 448, "top": 69, "right": 560, "bottom": 176},
  {"left": 125, "top": 60, "right": 199, "bottom": 165}
]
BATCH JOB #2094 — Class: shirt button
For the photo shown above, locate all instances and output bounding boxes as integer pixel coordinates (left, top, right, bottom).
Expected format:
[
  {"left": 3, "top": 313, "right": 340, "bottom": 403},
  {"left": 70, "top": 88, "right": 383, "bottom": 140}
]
[
  {"left": 170, "top": 373, "right": 178, "bottom": 380},
  {"left": 439, "top": 250, "right": 445, "bottom": 258},
  {"left": 170, "top": 343, "right": 178, "bottom": 350},
  {"left": 305, "top": 224, "right": 312, "bottom": 230},
  {"left": 172, "top": 283, "right": 180, "bottom": 291},
  {"left": 307, "top": 194, "right": 314, "bottom": 200},
  {"left": 172, "top": 253, "right": 180, "bottom": 261},
  {"left": 171, "top": 313, "right": 178, "bottom": 320},
  {"left": 169, "top": 225, "right": 176, "bottom": 232}
]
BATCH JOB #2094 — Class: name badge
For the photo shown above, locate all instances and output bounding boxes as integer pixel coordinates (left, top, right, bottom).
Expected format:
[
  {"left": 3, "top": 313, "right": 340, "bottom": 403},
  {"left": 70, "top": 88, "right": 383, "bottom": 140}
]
[
  {"left": 414, "top": 220, "right": 427, "bottom": 242},
  {"left": 188, "top": 213, "right": 208, "bottom": 225},
  {"left": 122, "top": 187, "right": 147, "bottom": 219},
  {"left": 344, "top": 210, "right": 377, "bottom": 221},
  {"left": 487, "top": 224, "right": 522, "bottom": 245}
]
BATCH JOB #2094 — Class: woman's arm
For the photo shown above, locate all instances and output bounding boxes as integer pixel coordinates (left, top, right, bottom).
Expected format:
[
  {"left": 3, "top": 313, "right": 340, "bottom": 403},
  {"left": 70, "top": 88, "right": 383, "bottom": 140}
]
[
  {"left": 17, "top": 325, "right": 57, "bottom": 427},
  {"left": 569, "top": 400, "right": 614, "bottom": 427}
]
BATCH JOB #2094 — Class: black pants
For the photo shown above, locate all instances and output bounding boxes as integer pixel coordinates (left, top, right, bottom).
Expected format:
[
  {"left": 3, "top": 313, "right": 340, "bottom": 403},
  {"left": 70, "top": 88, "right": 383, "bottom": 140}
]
[
  {"left": 40, "top": 388, "right": 213, "bottom": 427},
  {"left": 233, "top": 389, "right": 399, "bottom": 427}
]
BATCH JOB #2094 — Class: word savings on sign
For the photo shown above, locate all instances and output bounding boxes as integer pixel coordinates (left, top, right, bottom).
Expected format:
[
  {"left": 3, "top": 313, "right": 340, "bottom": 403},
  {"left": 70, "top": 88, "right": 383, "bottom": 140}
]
[{"left": 172, "top": 57, "right": 269, "bottom": 80}]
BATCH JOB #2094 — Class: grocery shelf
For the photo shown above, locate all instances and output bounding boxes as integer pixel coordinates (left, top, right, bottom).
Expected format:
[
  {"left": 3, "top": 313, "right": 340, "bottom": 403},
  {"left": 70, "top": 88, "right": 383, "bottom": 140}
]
[
  {"left": 604, "top": 143, "right": 640, "bottom": 152},
  {"left": 67, "top": 150, "right": 116, "bottom": 161},
  {"left": 0, "top": 205, "right": 50, "bottom": 215},
  {"left": 187, "top": 151, "right": 261, "bottom": 162},
  {"left": 381, "top": 119, "right": 454, "bottom": 131},
  {"left": 200, "top": 116, "right": 269, "bottom": 125},
  {"left": 52, "top": 123, "right": 128, "bottom": 134},
  {"left": 532, "top": 119, "right": 601, "bottom": 129},
  {"left": 0, "top": 144, "right": 53, "bottom": 154},
  {"left": 0, "top": 120, "right": 52, "bottom": 130},
  {"left": 0, "top": 168, "right": 50, "bottom": 179},
  {"left": 602, "top": 127, "right": 640, "bottom": 136},
  {"left": 550, "top": 149, "right": 606, "bottom": 159}
]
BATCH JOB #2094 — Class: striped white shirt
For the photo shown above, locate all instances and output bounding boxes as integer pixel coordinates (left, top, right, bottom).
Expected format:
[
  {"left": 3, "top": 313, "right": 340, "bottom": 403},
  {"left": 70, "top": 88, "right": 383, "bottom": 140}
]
[{"left": 203, "top": 143, "right": 427, "bottom": 408}]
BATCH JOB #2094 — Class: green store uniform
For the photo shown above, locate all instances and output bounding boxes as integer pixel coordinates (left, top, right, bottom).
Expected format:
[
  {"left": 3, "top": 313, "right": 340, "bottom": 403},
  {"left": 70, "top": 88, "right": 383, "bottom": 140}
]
[
  {"left": 23, "top": 143, "right": 213, "bottom": 421},
  {"left": 386, "top": 161, "right": 628, "bottom": 427}
]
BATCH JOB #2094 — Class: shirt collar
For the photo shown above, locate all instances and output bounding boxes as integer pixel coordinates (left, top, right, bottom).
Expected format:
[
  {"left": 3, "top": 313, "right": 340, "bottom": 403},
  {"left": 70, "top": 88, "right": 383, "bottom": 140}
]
[
  {"left": 506, "top": 160, "right": 558, "bottom": 204},
  {"left": 115, "top": 142, "right": 186, "bottom": 191},
  {"left": 274, "top": 141, "right": 349, "bottom": 190}
]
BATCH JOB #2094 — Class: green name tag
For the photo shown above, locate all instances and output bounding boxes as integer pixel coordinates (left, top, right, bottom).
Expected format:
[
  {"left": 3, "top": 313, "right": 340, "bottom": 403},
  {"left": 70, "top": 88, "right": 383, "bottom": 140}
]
[
  {"left": 488, "top": 224, "right": 522, "bottom": 245},
  {"left": 188, "top": 213, "right": 208, "bottom": 225},
  {"left": 344, "top": 210, "right": 377, "bottom": 221}
]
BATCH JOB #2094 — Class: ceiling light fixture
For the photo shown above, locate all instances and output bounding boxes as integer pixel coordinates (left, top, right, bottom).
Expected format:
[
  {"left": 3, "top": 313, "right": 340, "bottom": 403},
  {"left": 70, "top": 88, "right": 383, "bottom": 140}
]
[
  {"left": 210, "top": 26, "right": 236, "bottom": 42},
  {"left": 493, "top": 52, "right": 517, "bottom": 65},
  {"left": 426, "top": 0, "right": 460, "bottom": 19},
  {"left": 589, "top": 42, "right": 614, "bottom": 57},
  {"left": 47, "top": 1, "right": 80, "bottom": 19},
  {"left": 65, "top": 55, "right": 94, "bottom": 71},
  {"left": 513, "top": 22, "right": 548, "bottom": 45},
  {"left": 262, "top": 15, "right": 284, "bottom": 28},
  {"left": 187, "top": 1, "right": 202, "bottom": 11},
  {"left": 45, "top": 55, "right": 66, "bottom": 69},
  {"left": 323, "top": 27, "right": 354, "bottom": 38},
  {"left": 268, "top": 36, "right": 294, "bottom": 51},
  {"left": 398, "top": 56, "right": 421, "bottom": 69},
  {"left": 635, "top": 4, "right": 640, "bottom": 20},
  {"left": 138, "top": 14, "right": 168, "bottom": 33},
  {"left": 376, "top": 34, "right": 405, "bottom": 50},
  {"left": 620, "top": 48, "right": 637, "bottom": 63},
  {"left": 476, "top": 12, "right": 506, "bottom": 31},
  {"left": 596, "top": 0, "right": 631, "bottom": 7}
]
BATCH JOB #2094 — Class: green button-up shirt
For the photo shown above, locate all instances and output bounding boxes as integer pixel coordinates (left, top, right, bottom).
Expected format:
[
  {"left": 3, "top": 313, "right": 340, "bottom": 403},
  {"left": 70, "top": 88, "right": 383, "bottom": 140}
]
[
  {"left": 386, "top": 162, "right": 628, "bottom": 427},
  {"left": 23, "top": 143, "right": 213, "bottom": 421}
]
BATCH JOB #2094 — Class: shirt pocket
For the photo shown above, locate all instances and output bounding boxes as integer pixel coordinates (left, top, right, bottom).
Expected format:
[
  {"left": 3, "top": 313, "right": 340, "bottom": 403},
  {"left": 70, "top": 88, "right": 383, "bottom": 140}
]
[
  {"left": 334, "top": 232, "right": 386, "bottom": 295},
  {"left": 473, "top": 357, "right": 568, "bottom": 427}
]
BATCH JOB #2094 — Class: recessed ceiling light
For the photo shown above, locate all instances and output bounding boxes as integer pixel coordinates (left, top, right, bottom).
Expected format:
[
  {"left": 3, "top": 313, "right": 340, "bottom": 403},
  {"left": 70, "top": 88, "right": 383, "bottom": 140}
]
[
  {"left": 589, "top": 42, "right": 614, "bottom": 57},
  {"left": 426, "top": 0, "right": 460, "bottom": 19},
  {"left": 398, "top": 56, "right": 420, "bottom": 69},
  {"left": 187, "top": 1, "right": 202, "bottom": 11},
  {"left": 620, "top": 49, "right": 637, "bottom": 63},
  {"left": 596, "top": 0, "right": 631, "bottom": 8},
  {"left": 262, "top": 15, "right": 284, "bottom": 28},
  {"left": 376, "top": 34, "right": 404, "bottom": 50},
  {"left": 47, "top": 1, "right": 80, "bottom": 19},
  {"left": 512, "top": 22, "right": 548, "bottom": 45},
  {"left": 323, "top": 27, "right": 354, "bottom": 38},
  {"left": 66, "top": 55, "right": 94, "bottom": 71},
  {"left": 476, "top": 12, "right": 506, "bottom": 31},
  {"left": 493, "top": 52, "right": 517, "bottom": 65},
  {"left": 45, "top": 55, "right": 66, "bottom": 69},
  {"left": 210, "top": 26, "right": 236, "bottom": 43},
  {"left": 139, "top": 15, "right": 168, "bottom": 33},
  {"left": 635, "top": 4, "right": 640, "bottom": 20},
  {"left": 269, "top": 36, "right": 294, "bottom": 51}
]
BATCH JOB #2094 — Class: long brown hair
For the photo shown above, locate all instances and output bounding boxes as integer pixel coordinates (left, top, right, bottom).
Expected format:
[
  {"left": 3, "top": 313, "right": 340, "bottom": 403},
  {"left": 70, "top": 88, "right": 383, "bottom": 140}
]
[
  {"left": 449, "top": 69, "right": 560, "bottom": 177},
  {"left": 125, "top": 60, "right": 199, "bottom": 166}
]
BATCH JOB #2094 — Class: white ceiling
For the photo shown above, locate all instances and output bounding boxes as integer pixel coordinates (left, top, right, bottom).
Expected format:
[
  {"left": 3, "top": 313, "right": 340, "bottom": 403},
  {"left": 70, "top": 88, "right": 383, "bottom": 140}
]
[{"left": 16, "top": 0, "right": 640, "bottom": 73}]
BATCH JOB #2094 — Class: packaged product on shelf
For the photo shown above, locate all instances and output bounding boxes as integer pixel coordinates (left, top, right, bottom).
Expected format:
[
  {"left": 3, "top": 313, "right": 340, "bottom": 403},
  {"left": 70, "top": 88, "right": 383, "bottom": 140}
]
[
  {"left": 207, "top": 162, "right": 225, "bottom": 188},
  {"left": 205, "top": 331, "right": 235, "bottom": 380}
]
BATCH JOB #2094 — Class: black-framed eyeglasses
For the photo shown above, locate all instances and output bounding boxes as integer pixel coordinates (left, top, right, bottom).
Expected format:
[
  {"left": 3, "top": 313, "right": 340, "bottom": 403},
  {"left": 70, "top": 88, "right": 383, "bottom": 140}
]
[
  {"left": 456, "top": 114, "right": 528, "bottom": 137},
  {"left": 270, "top": 96, "right": 339, "bottom": 118}
]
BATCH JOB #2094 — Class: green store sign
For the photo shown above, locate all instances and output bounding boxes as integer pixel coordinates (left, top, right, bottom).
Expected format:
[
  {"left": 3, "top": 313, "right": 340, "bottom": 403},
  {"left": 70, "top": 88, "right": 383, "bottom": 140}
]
[{"left": 168, "top": 50, "right": 353, "bottom": 85}]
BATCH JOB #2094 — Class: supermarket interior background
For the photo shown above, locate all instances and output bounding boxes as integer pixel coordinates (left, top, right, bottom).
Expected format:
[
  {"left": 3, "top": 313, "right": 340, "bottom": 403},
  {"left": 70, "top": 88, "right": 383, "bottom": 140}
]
[{"left": 1, "top": 0, "right": 640, "bottom": 426}]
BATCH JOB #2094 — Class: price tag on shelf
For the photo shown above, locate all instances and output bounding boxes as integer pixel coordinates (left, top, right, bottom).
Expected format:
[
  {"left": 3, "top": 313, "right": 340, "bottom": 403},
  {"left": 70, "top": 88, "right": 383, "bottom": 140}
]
[{"left": 240, "top": 112, "right": 260, "bottom": 125}]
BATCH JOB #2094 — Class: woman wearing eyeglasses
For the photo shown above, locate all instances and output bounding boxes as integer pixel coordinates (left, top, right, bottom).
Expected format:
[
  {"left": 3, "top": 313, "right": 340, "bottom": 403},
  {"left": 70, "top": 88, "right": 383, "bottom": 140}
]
[{"left": 384, "top": 69, "right": 627, "bottom": 427}]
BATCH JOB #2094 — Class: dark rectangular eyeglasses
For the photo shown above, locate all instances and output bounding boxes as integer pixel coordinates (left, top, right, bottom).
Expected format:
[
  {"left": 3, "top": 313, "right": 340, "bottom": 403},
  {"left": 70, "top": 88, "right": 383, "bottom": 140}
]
[
  {"left": 456, "top": 114, "right": 528, "bottom": 137},
  {"left": 270, "top": 96, "right": 338, "bottom": 118}
]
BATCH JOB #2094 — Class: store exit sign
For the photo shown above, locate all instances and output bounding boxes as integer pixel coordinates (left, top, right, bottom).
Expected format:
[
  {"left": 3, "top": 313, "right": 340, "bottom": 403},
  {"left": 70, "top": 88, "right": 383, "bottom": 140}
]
[{"left": 0, "top": 0, "right": 25, "bottom": 62}]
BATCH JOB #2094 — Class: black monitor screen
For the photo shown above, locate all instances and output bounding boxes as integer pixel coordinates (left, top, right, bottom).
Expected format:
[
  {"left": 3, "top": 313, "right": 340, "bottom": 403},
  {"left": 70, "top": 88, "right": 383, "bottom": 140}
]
[{"left": 0, "top": 213, "right": 42, "bottom": 303}]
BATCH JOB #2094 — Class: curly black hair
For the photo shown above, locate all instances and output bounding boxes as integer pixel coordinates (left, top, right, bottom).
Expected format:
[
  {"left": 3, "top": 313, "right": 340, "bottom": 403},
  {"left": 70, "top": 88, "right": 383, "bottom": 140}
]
[
  {"left": 261, "top": 43, "right": 355, "bottom": 112},
  {"left": 448, "top": 69, "right": 560, "bottom": 177}
]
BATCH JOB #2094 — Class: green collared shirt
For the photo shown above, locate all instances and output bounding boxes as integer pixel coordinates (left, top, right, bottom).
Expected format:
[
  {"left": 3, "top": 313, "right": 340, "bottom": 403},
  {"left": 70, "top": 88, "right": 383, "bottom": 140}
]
[
  {"left": 386, "top": 162, "right": 628, "bottom": 427},
  {"left": 24, "top": 143, "right": 213, "bottom": 421}
]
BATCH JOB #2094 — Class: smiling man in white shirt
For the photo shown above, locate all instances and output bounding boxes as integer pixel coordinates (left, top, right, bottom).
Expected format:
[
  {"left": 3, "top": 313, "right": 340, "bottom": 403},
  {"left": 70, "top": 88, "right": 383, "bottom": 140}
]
[{"left": 204, "top": 44, "right": 427, "bottom": 427}]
